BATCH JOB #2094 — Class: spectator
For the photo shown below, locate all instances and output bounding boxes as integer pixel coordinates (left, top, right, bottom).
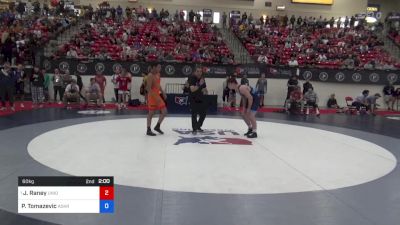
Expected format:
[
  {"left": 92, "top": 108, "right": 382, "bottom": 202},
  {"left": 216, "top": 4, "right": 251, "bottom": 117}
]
[
  {"left": 240, "top": 74, "right": 249, "bottom": 86},
  {"left": 52, "top": 69, "right": 64, "bottom": 104},
  {"left": 288, "top": 57, "right": 299, "bottom": 67},
  {"left": 116, "top": 69, "right": 131, "bottom": 109},
  {"left": 0, "top": 62, "right": 17, "bottom": 111},
  {"left": 303, "top": 87, "right": 320, "bottom": 116},
  {"left": 188, "top": 10, "right": 195, "bottom": 23},
  {"left": 111, "top": 67, "right": 121, "bottom": 102},
  {"left": 352, "top": 90, "right": 369, "bottom": 110},
  {"left": 63, "top": 79, "right": 80, "bottom": 109},
  {"left": 43, "top": 69, "right": 51, "bottom": 103},
  {"left": 85, "top": 78, "right": 102, "bottom": 106},
  {"left": 66, "top": 48, "right": 78, "bottom": 58},
  {"left": 30, "top": 66, "right": 45, "bottom": 108},
  {"left": 366, "top": 93, "right": 382, "bottom": 115},
  {"left": 286, "top": 75, "right": 299, "bottom": 102},
  {"left": 256, "top": 73, "right": 267, "bottom": 107},
  {"left": 62, "top": 70, "right": 73, "bottom": 89},
  {"left": 222, "top": 12, "right": 227, "bottom": 28},
  {"left": 286, "top": 86, "right": 304, "bottom": 113},
  {"left": 76, "top": 73, "right": 86, "bottom": 103},
  {"left": 383, "top": 82, "right": 395, "bottom": 110},
  {"left": 302, "top": 78, "right": 313, "bottom": 94},
  {"left": 13, "top": 64, "right": 26, "bottom": 108},
  {"left": 222, "top": 76, "right": 230, "bottom": 105},
  {"left": 183, "top": 79, "right": 190, "bottom": 95},
  {"left": 94, "top": 71, "right": 107, "bottom": 103},
  {"left": 327, "top": 94, "right": 340, "bottom": 109}
]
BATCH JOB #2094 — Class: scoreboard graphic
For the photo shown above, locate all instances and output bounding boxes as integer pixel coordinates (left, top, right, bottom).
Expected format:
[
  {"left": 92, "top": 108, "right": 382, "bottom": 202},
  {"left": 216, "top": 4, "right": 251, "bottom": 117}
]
[
  {"left": 291, "top": 0, "right": 333, "bottom": 5},
  {"left": 18, "top": 176, "right": 114, "bottom": 213}
]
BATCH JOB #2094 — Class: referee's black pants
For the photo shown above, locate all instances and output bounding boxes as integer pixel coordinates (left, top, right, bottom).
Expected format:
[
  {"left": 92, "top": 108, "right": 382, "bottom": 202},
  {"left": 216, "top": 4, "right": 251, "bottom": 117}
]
[{"left": 190, "top": 101, "right": 207, "bottom": 131}]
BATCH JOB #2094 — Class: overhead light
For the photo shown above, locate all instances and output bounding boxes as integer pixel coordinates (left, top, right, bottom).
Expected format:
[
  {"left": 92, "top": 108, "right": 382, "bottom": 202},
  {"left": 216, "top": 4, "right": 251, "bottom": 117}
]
[
  {"left": 365, "top": 16, "right": 377, "bottom": 24},
  {"left": 276, "top": 5, "right": 286, "bottom": 11}
]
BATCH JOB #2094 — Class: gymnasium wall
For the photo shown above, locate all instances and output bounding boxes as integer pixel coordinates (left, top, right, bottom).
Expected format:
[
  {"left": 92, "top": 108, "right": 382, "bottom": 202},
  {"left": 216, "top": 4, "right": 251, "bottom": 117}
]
[
  {"left": 75, "top": 0, "right": 368, "bottom": 18},
  {"left": 51, "top": 75, "right": 389, "bottom": 108}
]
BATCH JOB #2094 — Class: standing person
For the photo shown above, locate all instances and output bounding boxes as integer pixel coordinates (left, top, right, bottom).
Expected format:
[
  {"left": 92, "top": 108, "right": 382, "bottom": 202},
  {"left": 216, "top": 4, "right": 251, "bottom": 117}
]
[
  {"left": 222, "top": 12, "right": 227, "bottom": 28},
  {"left": 52, "top": 68, "right": 64, "bottom": 104},
  {"left": 30, "top": 66, "right": 45, "bottom": 108},
  {"left": 126, "top": 69, "right": 133, "bottom": 102},
  {"left": 146, "top": 64, "right": 167, "bottom": 136},
  {"left": 14, "top": 64, "right": 26, "bottom": 108},
  {"left": 302, "top": 78, "right": 313, "bottom": 94},
  {"left": 240, "top": 74, "right": 249, "bottom": 86},
  {"left": 111, "top": 67, "right": 121, "bottom": 103},
  {"left": 227, "top": 78, "right": 259, "bottom": 138},
  {"left": 75, "top": 73, "right": 86, "bottom": 103},
  {"left": 222, "top": 75, "right": 230, "bottom": 105},
  {"left": 94, "top": 71, "right": 107, "bottom": 104},
  {"left": 188, "top": 67, "right": 208, "bottom": 133},
  {"left": 116, "top": 69, "right": 131, "bottom": 109},
  {"left": 0, "top": 62, "right": 17, "bottom": 111},
  {"left": 383, "top": 82, "right": 395, "bottom": 110},
  {"left": 43, "top": 69, "right": 51, "bottom": 103},
  {"left": 256, "top": 73, "right": 267, "bottom": 107},
  {"left": 140, "top": 73, "right": 148, "bottom": 105},
  {"left": 285, "top": 75, "right": 299, "bottom": 106}
]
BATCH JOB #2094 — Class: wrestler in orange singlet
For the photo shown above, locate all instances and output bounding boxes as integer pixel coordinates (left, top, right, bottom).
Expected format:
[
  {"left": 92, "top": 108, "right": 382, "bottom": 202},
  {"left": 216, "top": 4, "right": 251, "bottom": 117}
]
[{"left": 146, "top": 64, "right": 167, "bottom": 136}]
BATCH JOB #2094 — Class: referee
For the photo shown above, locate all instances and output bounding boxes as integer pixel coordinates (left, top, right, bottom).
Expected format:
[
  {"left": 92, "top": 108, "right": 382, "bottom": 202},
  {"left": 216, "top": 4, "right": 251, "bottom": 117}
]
[{"left": 188, "top": 67, "right": 208, "bottom": 133}]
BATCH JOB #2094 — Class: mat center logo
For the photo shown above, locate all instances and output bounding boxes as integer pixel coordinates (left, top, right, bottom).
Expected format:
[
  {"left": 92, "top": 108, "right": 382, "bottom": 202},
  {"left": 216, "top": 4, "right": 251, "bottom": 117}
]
[{"left": 172, "top": 129, "right": 252, "bottom": 145}]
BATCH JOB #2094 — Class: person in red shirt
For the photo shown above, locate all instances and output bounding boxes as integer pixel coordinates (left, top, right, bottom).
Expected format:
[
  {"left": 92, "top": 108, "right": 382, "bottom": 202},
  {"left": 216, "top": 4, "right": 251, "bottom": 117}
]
[
  {"left": 116, "top": 68, "right": 132, "bottom": 109},
  {"left": 94, "top": 71, "right": 107, "bottom": 104},
  {"left": 285, "top": 86, "right": 304, "bottom": 114}
]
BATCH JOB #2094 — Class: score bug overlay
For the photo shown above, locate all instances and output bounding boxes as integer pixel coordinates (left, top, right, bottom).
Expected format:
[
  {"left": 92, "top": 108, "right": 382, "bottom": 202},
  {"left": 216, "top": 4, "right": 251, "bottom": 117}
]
[{"left": 18, "top": 176, "right": 114, "bottom": 213}]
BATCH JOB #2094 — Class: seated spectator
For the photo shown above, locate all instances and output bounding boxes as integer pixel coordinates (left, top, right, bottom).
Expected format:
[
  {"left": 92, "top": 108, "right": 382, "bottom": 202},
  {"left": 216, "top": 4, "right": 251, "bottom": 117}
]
[
  {"left": 317, "top": 54, "right": 327, "bottom": 62},
  {"left": 303, "top": 87, "right": 320, "bottom": 116},
  {"left": 257, "top": 54, "right": 268, "bottom": 63},
  {"left": 66, "top": 48, "right": 78, "bottom": 58},
  {"left": 85, "top": 78, "right": 102, "bottom": 106},
  {"left": 383, "top": 82, "right": 395, "bottom": 110},
  {"left": 288, "top": 57, "right": 299, "bottom": 67},
  {"left": 352, "top": 90, "right": 369, "bottom": 111},
  {"left": 327, "top": 94, "right": 342, "bottom": 110},
  {"left": 285, "top": 86, "right": 304, "bottom": 114},
  {"left": 63, "top": 79, "right": 80, "bottom": 109},
  {"left": 363, "top": 61, "right": 375, "bottom": 69}
]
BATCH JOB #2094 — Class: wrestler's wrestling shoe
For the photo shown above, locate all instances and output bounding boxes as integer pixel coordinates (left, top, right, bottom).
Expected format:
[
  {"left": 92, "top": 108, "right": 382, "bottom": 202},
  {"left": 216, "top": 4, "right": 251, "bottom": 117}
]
[
  {"left": 246, "top": 132, "right": 258, "bottom": 138},
  {"left": 147, "top": 129, "right": 156, "bottom": 136},
  {"left": 244, "top": 128, "right": 253, "bottom": 136},
  {"left": 154, "top": 124, "right": 164, "bottom": 135}
]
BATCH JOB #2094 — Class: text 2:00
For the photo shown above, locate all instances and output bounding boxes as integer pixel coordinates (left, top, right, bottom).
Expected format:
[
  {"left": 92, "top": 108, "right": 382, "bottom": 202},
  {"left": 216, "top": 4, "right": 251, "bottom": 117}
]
[{"left": 98, "top": 179, "right": 111, "bottom": 184}]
